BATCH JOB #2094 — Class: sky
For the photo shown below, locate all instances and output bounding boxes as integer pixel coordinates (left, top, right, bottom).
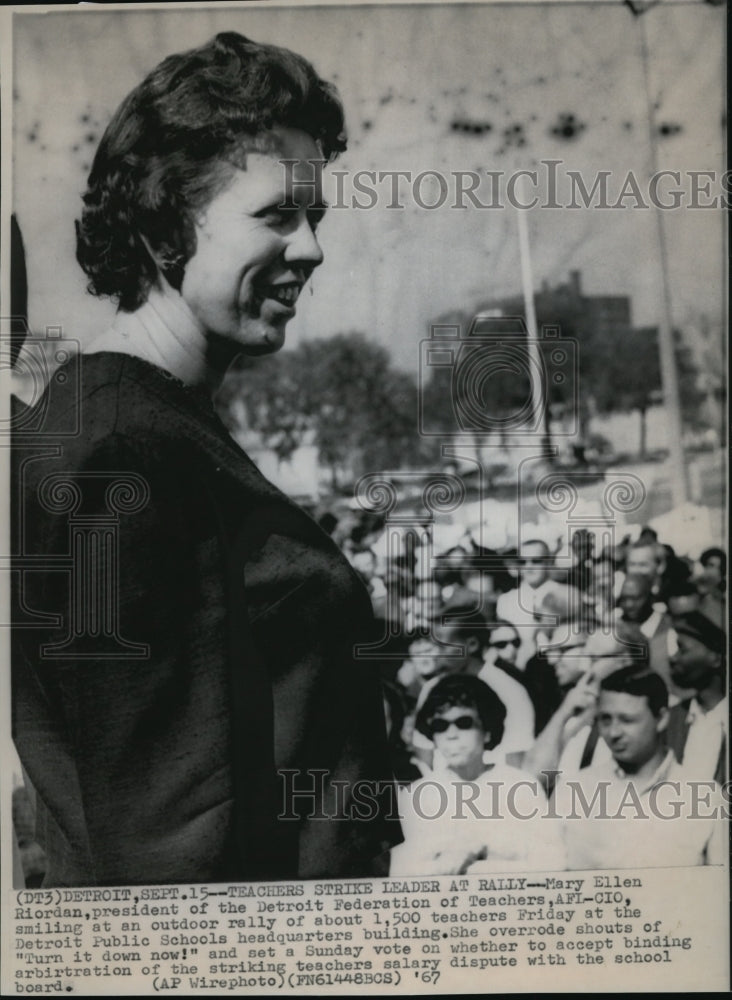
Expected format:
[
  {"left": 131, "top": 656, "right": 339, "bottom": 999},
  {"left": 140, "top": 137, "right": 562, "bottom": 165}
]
[{"left": 11, "top": 0, "right": 726, "bottom": 374}]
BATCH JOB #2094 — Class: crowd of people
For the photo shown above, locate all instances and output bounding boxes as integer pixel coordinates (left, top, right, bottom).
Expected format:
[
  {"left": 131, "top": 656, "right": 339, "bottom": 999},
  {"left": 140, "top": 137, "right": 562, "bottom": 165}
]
[
  {"left": 14, "top": 493, "right": 727, "bottom": 885},
  {"left": 327, "top": 506, "right": 727, "bottom": 874}
]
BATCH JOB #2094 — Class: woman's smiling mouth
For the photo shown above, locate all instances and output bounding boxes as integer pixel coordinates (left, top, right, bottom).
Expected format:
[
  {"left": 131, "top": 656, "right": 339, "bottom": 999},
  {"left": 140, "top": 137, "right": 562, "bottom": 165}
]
[{"left": 253, "top": 281, "right": 302, "bottom": 311}]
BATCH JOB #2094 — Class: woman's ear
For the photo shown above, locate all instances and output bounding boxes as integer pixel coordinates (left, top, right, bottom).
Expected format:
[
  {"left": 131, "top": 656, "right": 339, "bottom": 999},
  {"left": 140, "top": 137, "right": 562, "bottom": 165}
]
[{"left": 139, "top": 233, "right": 186, "bottom": 291}]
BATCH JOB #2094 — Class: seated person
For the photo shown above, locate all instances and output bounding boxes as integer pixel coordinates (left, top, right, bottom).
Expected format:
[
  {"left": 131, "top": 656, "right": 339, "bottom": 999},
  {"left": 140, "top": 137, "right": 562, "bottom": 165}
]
[
  {"left": 696, "top": 546, "right": 726, "bottom": 627},
  {"left": 396, "top": 634, "right": 444, "bottom": 699},
  {"left": 543, "top": 624, "right": 591, "bottom": 695},
  {"left": 496, "top": 539, "right": 579, "bottom": 668},
  {"left": 483, "top": 619, "right": 524, "bottom": 681},
  {"left": 522, "top": 632, "right": 641, "bottom": 783},
  {"left": 698, "top": 547, "right": 726, "bottom": 595},
  {"left": 616, "top": 573, "right": 691, "bottom": 701},
  {"left": 513, "top": 620, "right": 569, "bottom": 735},
  {"left": 665, "top": 580, "right": 702, "bottom": 619},
  {"left": 390, "top": 675, "right": 564, "bottom": 875},
  {"left": 409, "top": 606, "right": 536, "bottom": 768},
  {"left": 667, "top": 611, "right": 727, "bottom": 783},
  {"left": 552, "top": 666, "right": 724, "bottom": 870},
  {"left": 566, "top": 528, "right": 595, "bottom": 594},
  {"left": 587, "top": 555, "right": 618, "bottom": 624},
  {"left": 654, "top": 541, "right": 693, "bottom": 604},
  {"left": 624, "top": 540, "right": 662, "bottom": 593}
]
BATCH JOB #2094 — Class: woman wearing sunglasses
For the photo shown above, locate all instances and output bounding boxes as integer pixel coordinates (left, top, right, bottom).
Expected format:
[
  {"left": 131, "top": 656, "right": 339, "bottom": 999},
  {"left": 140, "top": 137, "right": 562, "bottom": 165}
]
[{"left": 389, "top": 675, "right": 565, "bottom": 875}]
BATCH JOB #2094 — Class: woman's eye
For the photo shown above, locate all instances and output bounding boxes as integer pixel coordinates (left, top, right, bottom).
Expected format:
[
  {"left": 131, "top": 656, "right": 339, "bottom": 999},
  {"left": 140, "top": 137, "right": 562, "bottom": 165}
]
[
  {"left": 257, "top": 205, "right": 296, "bottom": 226},
  {"left": 257, "top": 204, "right": 326, "bottom": 231},
  {"left": 271, "top": 208, "right": 296, "bottom": 226}
]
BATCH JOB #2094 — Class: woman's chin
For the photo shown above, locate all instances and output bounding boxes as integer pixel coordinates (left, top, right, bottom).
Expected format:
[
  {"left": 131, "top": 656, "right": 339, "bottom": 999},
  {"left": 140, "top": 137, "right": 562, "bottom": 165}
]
[
  {"left": 209, "top": 322, "right": 288, "bottom": 360},
  {"left": 240, "top": 326, "right": 287, "bottom": 356}
]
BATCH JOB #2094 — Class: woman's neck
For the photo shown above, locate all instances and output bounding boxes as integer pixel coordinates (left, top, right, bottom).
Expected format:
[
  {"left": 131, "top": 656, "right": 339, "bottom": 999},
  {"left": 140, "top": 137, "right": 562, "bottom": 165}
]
[
  {"left": 85, "top": 284, "right": 216, "bottom": 390},
  {"left": 448, "top": 756, "right": 489, "bottom": 782}
]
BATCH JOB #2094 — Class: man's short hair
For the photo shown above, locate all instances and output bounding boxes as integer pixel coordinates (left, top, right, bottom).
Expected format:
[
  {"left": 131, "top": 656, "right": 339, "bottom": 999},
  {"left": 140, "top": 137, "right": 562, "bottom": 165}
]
[
  {"left": 416, "top": 674, "right": 506, "bottom": 750},
  {"left": 599, "top": 666, "right": 668, "bottom": 717}
]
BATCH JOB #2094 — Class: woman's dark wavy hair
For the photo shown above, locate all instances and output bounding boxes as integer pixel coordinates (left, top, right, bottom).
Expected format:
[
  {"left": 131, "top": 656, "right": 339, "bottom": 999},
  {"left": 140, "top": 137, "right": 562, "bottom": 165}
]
[
  {"left": 76, "top": 32, "right": 347, "bottom": 311},
  {"left": 416, "top": 674, "right": 506, "bottom": 751}
]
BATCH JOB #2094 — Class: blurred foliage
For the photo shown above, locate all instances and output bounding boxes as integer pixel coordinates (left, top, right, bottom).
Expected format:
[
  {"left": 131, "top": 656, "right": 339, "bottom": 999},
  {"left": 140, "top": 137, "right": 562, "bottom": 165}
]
[
  {"left": 218, "top": 333, "right": 436, "bottom": 487},
  {"left": 420, "top": 288, "right": 711, "bottom": 458}
]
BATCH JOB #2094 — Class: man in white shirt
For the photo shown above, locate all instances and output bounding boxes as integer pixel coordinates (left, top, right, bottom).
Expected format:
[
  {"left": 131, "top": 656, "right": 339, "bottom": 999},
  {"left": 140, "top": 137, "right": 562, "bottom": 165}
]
[
  {"left": 523, "top": 631, "right": 636, "bottom": 780},
  {"left": 552, "top": 666, "right": 725, "bottom": 870},
  {"left": 616, "top": 573, "right": 688, "bottom": 698},
  {"left": 496, "top": 539, "right": 578, "bottom": 667}
]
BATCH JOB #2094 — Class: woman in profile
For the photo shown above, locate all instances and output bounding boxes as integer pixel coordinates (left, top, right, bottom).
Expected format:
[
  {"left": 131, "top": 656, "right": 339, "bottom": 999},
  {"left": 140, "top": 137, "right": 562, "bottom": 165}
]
[{"left": 12, "top": 32, "right": 400, "bottom": 886}]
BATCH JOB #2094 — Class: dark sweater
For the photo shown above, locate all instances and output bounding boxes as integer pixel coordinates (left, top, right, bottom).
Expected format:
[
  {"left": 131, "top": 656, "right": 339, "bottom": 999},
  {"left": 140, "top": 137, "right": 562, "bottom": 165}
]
[{"left": 12, "top": 352, "right": 400, "bottom": 886}]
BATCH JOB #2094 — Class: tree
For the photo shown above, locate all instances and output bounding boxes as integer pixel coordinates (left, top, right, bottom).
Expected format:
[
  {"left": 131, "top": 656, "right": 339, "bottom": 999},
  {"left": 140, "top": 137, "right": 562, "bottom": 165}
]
[
  {"left": 591, "top": 325, "right": 705, "bottom": 457},
  {"left": 420, "top": 307, "right": 577, "bottom": 455},
  {"left": 591, "top": 325, "right": 661, "bottom": 457},
  {"left": 425, "top": 284, "right": 709, "bottom": 460},
  {"left": 420, "top": 345, "right": 534, "bottom": 447},
  {"left": 217, "top": 352, "right": 310, "bottom": 463},
  {"left": 217, "top": 333, "right": 428, "bottom": 489}
]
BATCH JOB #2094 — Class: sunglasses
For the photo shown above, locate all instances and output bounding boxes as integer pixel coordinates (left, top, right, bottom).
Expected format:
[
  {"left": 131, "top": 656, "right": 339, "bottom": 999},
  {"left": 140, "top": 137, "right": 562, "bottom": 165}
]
[
  {"left": 430, "top": 715, "right": 477, "bottom": 734},
  {"left": 490, "top": 638, "right": 521, "bottom": 650}
]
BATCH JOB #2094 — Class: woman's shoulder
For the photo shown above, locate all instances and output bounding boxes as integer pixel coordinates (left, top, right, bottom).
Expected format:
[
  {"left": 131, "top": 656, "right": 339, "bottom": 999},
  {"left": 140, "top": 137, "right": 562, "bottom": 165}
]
[
  {"left": 15, "top": 351, "right": 238, "bottom": 495},
  {"left": 23, "top": 350, "right": 226, "bottom": 453},
  {"left": 16, "top": 349, "right": 339, "bottom": 548},
  {"left": 79, "top": 351, "right": 216, "bottom": 433}
]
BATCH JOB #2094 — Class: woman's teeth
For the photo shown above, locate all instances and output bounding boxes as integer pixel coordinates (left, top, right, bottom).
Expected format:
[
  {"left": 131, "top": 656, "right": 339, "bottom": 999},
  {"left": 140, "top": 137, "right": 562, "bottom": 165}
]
[{"left": 258, "top": 284, "right": 300, "bottom": 306}]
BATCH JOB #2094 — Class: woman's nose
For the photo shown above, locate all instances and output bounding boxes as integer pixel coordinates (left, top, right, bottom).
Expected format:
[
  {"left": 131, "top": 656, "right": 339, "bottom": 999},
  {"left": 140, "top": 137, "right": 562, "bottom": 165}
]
[{"left": 285, "top": 215, "right": 324, "bottom": 267}]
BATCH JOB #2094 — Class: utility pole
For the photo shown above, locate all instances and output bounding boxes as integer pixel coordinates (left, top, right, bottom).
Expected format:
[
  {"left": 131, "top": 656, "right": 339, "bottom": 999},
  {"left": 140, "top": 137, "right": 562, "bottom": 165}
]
[
  {"left": 637, "top": 8, "right": 688, "bottom": 508},
  {"left": 515, "top": 172, "right": 551, "bottom": 459}
]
